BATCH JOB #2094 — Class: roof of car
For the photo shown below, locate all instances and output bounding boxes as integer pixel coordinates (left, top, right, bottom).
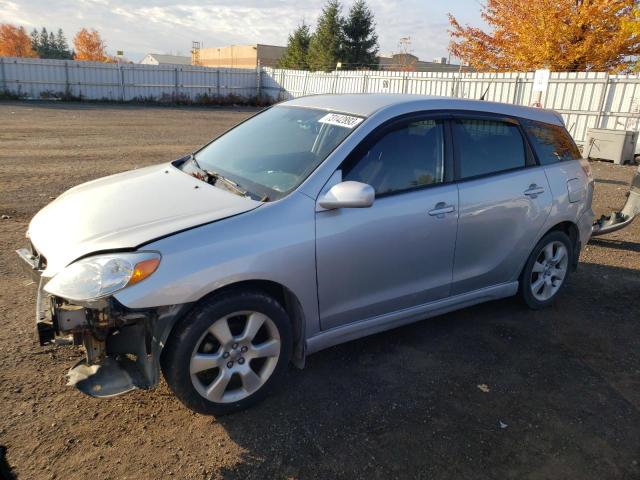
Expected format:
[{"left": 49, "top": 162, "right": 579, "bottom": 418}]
[{"left": 281, "top": 94, "right": 564, "bottom": 126}]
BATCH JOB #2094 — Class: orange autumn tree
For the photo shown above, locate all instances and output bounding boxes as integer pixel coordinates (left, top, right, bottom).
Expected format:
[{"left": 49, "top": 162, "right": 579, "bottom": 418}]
[
  {"left": 448, "top": 0, "right": 640, "bottom": 72},
  {"left": 0, "top": 24, "right": 37, "bottom": 57},
  {"left": 73, "top": 28, "right": 110, "bottom": 62}
]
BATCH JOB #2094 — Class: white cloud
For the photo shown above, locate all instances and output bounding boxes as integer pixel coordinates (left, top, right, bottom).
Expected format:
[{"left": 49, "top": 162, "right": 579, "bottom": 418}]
[{"left": 0, "top": 0, "right": 485, "bottom": 62}]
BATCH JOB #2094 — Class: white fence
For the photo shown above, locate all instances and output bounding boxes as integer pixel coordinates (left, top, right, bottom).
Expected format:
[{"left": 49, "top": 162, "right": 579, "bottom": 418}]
[
  {"left": 0, "top": 57, "right": 259, "bottom": 101},
  {"left": 3, "top": 57, "right": 640, "bottom": 146}
]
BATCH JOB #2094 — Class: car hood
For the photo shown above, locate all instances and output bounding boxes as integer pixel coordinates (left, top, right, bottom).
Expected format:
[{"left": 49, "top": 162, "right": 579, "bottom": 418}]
[{"left": 28, "top": 162, "right": 261, "bottom": 276}]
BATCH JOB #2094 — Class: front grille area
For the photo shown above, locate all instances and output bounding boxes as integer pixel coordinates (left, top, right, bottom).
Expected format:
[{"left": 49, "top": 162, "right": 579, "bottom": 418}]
[{"left": 29, "top": 241, "right": 47, "bottom": 270}]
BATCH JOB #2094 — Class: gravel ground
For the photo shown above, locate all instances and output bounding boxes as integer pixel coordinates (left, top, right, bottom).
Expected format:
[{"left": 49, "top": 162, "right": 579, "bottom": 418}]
[{"left": 0, "top": 102, "right": 639, "bottom": 480}]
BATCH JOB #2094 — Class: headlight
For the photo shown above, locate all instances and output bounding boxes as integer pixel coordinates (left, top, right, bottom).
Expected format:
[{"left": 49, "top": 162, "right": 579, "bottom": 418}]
[{"left": 44, "top": 252, "right": 161, "bottom": 301}]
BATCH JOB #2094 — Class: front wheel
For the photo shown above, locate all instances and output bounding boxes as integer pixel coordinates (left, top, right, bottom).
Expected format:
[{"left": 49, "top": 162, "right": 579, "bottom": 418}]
[
  {"left": 161, "top": 290, "right": 292, "bottom": 415},
  {"left": 520, "top": 231, "right": 573, "bottom": 309}
]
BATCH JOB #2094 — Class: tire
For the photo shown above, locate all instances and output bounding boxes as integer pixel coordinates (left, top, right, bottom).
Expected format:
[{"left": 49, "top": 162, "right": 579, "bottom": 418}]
[
  {"left": 161, "top": 290, "right": 292, "bottom": 415},
  {"left": 519, "top": 231, "right": 573, "bottom": 310}
]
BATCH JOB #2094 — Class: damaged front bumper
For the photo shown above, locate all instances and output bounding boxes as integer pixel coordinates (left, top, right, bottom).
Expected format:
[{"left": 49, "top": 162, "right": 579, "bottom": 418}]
[
  {"left": 592, "top": 164, "right": 640, "bottom": 236},
  {"left": 16, "top": 247, "right": 190, "bottom": 398}
]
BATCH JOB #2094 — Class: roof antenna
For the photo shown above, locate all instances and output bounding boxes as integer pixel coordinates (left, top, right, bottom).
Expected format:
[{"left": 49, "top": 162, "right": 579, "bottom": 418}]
[{"left": 479, "top": 84, "right": 490, "bottom": 101}]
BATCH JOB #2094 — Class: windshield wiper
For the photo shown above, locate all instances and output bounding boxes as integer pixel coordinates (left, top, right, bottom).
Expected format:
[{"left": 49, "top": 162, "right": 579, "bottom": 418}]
[{"left": 205, "top": 169, "right": 249, "bottom": 198}]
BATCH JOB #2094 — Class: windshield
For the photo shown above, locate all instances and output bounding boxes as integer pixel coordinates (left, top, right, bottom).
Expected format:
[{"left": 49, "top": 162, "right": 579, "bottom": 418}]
[{"left": 189, "top": 106, "right": 363, "bottom": 201}]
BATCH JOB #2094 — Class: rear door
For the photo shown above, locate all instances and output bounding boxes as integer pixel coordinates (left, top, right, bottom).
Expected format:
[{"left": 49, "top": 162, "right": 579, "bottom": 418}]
[{"left": 450, "top": 115, "right": 553, "bottom": 295}]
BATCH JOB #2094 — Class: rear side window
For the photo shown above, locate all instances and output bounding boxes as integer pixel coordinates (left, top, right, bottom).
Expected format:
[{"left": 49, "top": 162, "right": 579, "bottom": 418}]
[
  {"left": 344, "top": 119, "right": 444, "bottom": 196},
  {"left": 453, "top": 119, "right": 526, "bottom": 179},
  {"left": 522, "top": 119, "right": 581, "bottom": 165}
]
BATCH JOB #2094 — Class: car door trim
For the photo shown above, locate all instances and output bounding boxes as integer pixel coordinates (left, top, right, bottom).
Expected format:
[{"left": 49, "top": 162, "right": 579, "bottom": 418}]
[
  {"left": 331, "top": 111, "right": 456, "bottom": 200},
  {"left": 450, "top": 112, "right": 539, "bottom": 184},
  {"left": 306, "top": 281, "right": 519, "bottom": 354}
]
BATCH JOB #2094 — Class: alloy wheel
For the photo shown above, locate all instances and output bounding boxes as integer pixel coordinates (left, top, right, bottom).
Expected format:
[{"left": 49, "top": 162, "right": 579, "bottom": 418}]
[
  {"left": 189, "top": 311, "right": 281, "bottom": 403},
  {"left": 530, "top": 240, "right": 569, "bottom": 302}
]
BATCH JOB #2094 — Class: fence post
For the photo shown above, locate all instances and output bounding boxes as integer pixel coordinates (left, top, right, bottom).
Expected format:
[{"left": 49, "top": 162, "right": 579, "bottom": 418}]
[
  {"left": 594, "top": 73, "right": 610, "bottom": 129},
  {"left": 512, "top": 74, "right": 519, "bottom": 104},
  {"left": 278, "top": 69, "right": 287, "bottom": 101},
  {"left": 302, "top": 71, "right": 309, "bottom": 96},
  {"left": 256, "top": 60, "right": 262, "bottom": 101},
  {"left": 331, "top": 71, "right": 338, "bottom": 93},
  {"left": 216, "top": 69, "right": 221, "bottom": 98},
  {"left": 174, "top": 67, "right": 179, "bottom": 100},
  {"left": 402, "top": 75, "right": 408, "bottom": 94},
  {"left": 119, "top": 64, "right": 125, "bottom": 102},
  {"left": 362, "top": 74, "right": 368, "bottom": 93},
  {"left": 0, "top": 57, "right": 6, "bottom": 93},
  {"left": 64, "top": 61, "right": 70, "bottom": 98}
]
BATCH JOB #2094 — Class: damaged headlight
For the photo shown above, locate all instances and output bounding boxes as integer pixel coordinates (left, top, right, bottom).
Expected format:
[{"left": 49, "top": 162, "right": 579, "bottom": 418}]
[{"left": 45, "top": 252, "right": 161, "bottom": 301}]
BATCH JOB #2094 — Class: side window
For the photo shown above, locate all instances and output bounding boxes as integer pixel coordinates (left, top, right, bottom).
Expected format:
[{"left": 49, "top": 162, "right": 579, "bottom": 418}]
[
  {"left": 343, "top": 119, "right": 444, "bottom": 196},
  {"left": 453, "top": 119, "right": 526, "bottom": 179},
  {"left": 522, "top": 119, "right": 582, "bottom": 165}
]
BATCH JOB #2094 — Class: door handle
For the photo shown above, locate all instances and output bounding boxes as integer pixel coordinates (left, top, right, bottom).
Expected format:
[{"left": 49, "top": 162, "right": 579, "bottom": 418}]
[
  {"left": 428, "top": 202, "right": 455, "bottom": 217},
  {"left": 524, "top": 184, "right": 545, "bottom": 198}
]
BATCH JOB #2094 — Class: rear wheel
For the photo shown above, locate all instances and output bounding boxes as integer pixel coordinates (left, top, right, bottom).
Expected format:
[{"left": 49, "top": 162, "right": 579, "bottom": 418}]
[
  {"left": 520, "top": 231, "right": 573, "bottom": 309},
  {"left": 161, "top": 290, "right": 292, "bottom": 415}
]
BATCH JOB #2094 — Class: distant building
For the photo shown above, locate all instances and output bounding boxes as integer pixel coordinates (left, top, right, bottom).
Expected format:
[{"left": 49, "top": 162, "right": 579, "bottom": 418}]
[
  {"left": 196, "top": 44, "right": 286, "bottom": 69},
  {"left": 377, "top": 53, "right": 473, "bottom": 73},
  {"left": 139, "top": 54, "right": 192, "bottom": 66}
]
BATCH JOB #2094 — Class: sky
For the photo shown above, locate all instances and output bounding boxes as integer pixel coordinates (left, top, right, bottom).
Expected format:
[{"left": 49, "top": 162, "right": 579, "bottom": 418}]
[{"left": 0, "top": 0, "right": 486, "bottom": 63}]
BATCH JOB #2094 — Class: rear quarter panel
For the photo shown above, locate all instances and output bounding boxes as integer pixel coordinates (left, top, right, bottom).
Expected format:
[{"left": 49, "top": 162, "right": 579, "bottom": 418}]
[{"left": 541, "top": 159, "right": 594, "bottom": 246}]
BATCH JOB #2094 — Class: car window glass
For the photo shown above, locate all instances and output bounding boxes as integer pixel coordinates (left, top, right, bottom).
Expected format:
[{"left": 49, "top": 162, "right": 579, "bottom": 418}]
[
  {"left": 193, "top": 107, "right": 359, "bottom": 200},
  {"left": 522, "top": 119, "right": 582, "bottom": 164},
  {"left": 344, "top": 119, "right": 444, "bottom": 195},
  {"left": 453, "top": 119, "right": 526, "bottom": 179}
]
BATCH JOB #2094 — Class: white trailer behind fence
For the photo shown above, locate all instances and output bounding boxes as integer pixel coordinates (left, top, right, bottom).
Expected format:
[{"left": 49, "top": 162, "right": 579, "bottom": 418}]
[{"left": 2, "top": 57, "right": 640, "bottom": 147}]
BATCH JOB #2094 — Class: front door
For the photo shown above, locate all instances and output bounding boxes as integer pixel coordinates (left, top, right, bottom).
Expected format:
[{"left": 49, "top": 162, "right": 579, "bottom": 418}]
[{"left": 315, "top": 116, "right": 459, "bottom": 331}]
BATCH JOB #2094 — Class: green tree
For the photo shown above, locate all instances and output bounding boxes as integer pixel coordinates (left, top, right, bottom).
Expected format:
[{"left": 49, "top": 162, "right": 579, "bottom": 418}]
[
  {"left": 308, "top": 0, "right": 344, "bottom": 71},
  {"left": 30, "top": 27, "right": 72, "bottom": 59},
  {"left": 54, "top": 28, "right": 72, "bottom": 59},
  {"left": 342, "top": 0, "right": 378, "bottom": 69},
  {"left": 278, "top": 22, "right": 311, "bottom": 69},
  {"left": 37, "top": 27, "right": 50, "bottom": 58}
]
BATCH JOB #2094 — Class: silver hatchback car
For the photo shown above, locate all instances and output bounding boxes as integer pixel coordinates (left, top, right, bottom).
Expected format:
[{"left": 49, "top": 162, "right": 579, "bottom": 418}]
[{"left": 18, "top": 94, "right": 594, "bottom": 415}]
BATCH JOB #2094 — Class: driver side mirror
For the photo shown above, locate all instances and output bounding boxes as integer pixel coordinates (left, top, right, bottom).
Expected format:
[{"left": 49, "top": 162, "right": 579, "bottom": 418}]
[{"left": 318, "top": 181, "right": 375, "bottom": 210}]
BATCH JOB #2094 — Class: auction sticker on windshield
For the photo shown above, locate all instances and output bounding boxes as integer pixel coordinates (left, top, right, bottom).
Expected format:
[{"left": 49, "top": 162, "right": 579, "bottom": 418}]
[{"left": 318, "top": 113, "right": 363, "bottom": 129}]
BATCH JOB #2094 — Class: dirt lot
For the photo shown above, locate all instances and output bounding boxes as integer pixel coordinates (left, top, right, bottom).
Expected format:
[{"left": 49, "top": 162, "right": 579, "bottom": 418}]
[{"left": 0, "top": 102, "right": 639, "bottom": 480}]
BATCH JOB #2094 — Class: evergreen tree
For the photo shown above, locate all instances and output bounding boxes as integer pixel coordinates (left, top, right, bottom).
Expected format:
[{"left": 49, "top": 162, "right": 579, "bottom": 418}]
[
  {"left": 37, "top": 27, "right": 50, "bottom": 58},
  {"left": 30, "top": 28, "right": 38, "bottom": 53},
  {"left": 30, "top": 27, "right": 72, "bottom": 59},
  {"left": 54, "top": 28, "right": 72, "bottom": 59},
  {"left": 307, "top": 0, "right": 344, "bottom": 72},
  {"left": 278, "top": 23, "right": 311, "bottom": 69},
  {"left": 342, "top": 0, "right": 379, "bottom": 69},
  {"left": 48, "top": 31, "right": 56, "bottom": 55}
]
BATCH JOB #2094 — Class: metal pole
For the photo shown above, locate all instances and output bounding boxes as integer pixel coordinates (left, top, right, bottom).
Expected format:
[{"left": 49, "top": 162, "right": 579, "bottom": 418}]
[
  {"left": 302, "top": 71, "right": 309, "bottom": 97},
  {"left": 256, "top": 59, "right": 262, "bottom": 101},
  {"left": 512, "top": 74, "right": 519, "bottom": 104},
  {"left": 174, "top": 67, "right": 179, "bottom": 100},
  {"left": 64, "top": 61, "right": 70, "bottom": 98},
  {"left": 119, "top": 63, "right": 125, "bottom": 102},
  {"left": 594, "top": 74, "right": 610, "bottom": 129},
  {"left": 0, "top": 57, "right": 6, "bottom": 93}
]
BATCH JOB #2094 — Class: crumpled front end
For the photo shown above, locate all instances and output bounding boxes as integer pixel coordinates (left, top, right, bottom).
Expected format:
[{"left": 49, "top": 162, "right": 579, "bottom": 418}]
[{"left": 17, "top": 244, "right": 189, "bottom": 398}]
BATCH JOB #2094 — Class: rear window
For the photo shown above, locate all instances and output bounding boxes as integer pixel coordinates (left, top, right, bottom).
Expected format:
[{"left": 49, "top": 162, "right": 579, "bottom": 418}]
[
  {"left": 522, "top": 119, "right": 581, "bottom": 165},
  {"left": 452, "top": 119, "right": 527, "bottom": 179}
]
